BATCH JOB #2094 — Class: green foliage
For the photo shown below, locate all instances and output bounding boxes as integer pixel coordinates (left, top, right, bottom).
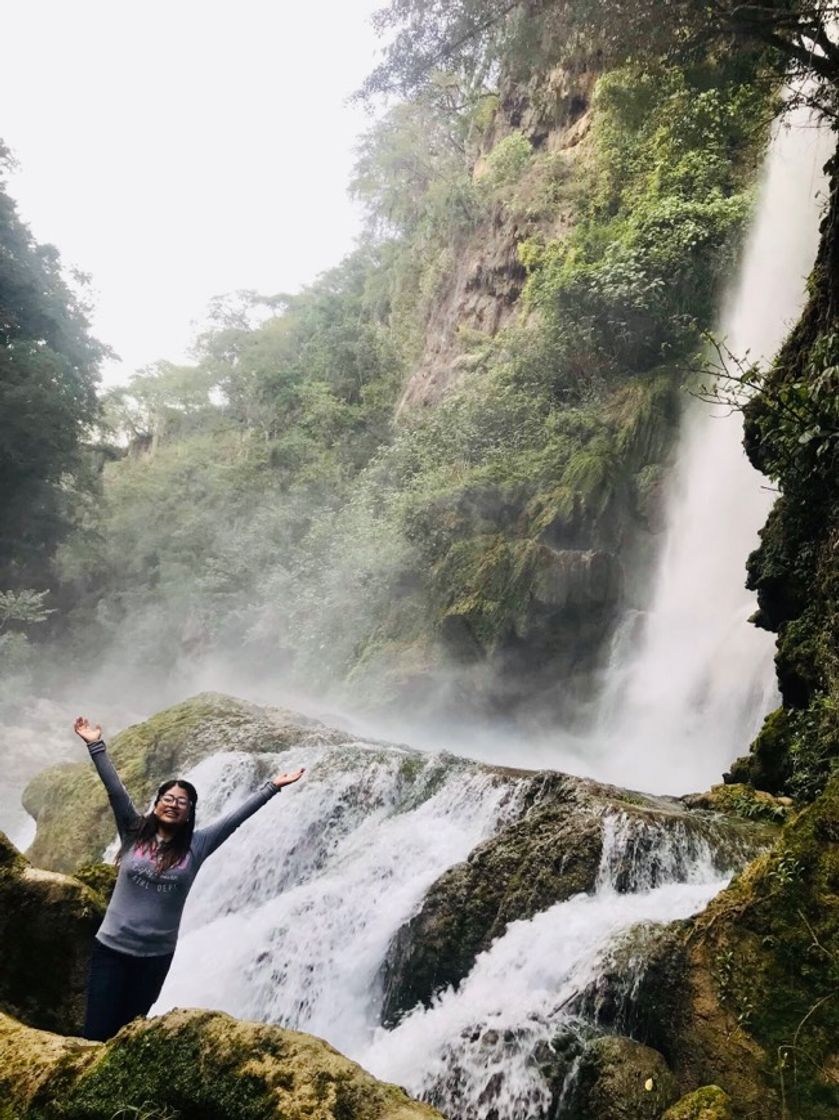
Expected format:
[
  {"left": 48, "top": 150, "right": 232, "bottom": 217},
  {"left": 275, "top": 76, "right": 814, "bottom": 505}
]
[
  {"left": 0, "top": 589, "right": 54, "bottom": 696},
  {"left": 46, "top": 35, "right": 773, "bottom": 706},
  {"left": 357, "top": 0, "right": 835, "bottom": 115},
  {"left": 787, "top": 694, "right": 839, "bottom": 802},
  {"left": 480, "top": 131, "right": 532, "bottom": 191},
  {"left": 0, "top": 146, "right": 104, "bottom": 588},
  {"left": 351, "top": 89, "right": 480, "bottom": 242},
  {"left": 521, "top": 64, "right": 766, "bottom": 390},
  {"left": 0, "top": 589, "right": 53, "bottom": 631}
]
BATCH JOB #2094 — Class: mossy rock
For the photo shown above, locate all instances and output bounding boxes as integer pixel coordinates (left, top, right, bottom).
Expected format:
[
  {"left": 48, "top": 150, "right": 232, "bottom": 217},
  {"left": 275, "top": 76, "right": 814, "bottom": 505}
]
[
  {"left": 23, "top": 693, "right": 350, "bottom": 873},
  {"left": 381, "top": 773, "right": 603, "bottom": 1024},
  {"left": 620, "top": 776, "right": 839, "bottom": 1118},
  {"left": 730, "top": 707, "right": 794, "bottom": 794},
  {"left": 0, "top": 1009, "right": 442, "bottom": 1120},
  {"left": 72, "top": 863, "right": 118, "bottom": 901},
  {"left": 0, "top": 833, "right": 107, "bottom": 1035},
  {"left": 662, "top": 1085, "right": 733, "bottom": 1120},
  {"left": 682, "top": 783, "right": 791, "bottom": 826},
  {"left": 566, "top": 1034, "right": 678, "bottom": 1119}
]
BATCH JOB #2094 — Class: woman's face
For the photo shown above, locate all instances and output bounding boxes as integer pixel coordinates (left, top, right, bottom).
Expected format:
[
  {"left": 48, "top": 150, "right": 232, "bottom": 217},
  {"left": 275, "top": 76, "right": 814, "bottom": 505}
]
[{"left": 153, "top": 783, "right": 193, "bottom": 828}]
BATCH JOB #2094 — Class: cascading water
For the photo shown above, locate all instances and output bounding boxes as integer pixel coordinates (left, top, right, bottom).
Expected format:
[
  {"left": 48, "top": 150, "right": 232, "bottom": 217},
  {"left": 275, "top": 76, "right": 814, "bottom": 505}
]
[
  {"left": 359, "top": 816, "right": 726, "bottom": 1118},
  {"left": 152, "top": 746, "right": 731, "bottom": 1117},
  {"left": 590, "top": 98, "right": 833, "bottom": 795},
  {"left": 154, "top": 744, "right": 520, "bottom": 1056}
]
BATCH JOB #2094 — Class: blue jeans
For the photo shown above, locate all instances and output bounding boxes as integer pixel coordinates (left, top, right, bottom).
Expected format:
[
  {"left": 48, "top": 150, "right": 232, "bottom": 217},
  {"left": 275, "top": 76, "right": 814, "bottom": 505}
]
[{"left": 83, "top": 939, "right": 174, "bottom": 1041}]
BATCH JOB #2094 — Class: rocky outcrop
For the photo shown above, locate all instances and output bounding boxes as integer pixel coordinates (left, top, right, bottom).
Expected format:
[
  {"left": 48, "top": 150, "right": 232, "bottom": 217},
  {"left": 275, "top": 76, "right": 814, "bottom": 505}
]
[
  {"left": 380, "top": 771, "right": 775, "bottom": 1025},
  {"left": 683, "top": 783, "right": 792, "bottom": 825},
  {"left": 735, "top": 156, "right": 839, "bottom": 802},
  {"left": 23, "top": 693, "right": 351, "bottom": 872},
  {"left": 565, "top": 1035, "right": 678, "bottom": 1120},
  {"left": 0, "top": 1008, "right": 442, "bottom": 1120},
  {"left": 0, "top": 832, "right": 106, "bottom": 1035},
  {"left": 576, "top": 777, "right": 839, "bottom": 1119},
  {"left": 397, "top": 74, "right": 595, "bottom": 412},
  {"left": 662, "top": 1086, "right": 734, "bottom": 1120},
  {"left": 531, "top": 545, "right": 622, "bottom": 611}
]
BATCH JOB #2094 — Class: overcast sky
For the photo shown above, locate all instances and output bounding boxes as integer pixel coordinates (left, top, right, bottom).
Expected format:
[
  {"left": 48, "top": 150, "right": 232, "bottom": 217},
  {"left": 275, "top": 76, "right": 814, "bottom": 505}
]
[{"left": 1, "top": 0, "right": 384, "bottom": 384}]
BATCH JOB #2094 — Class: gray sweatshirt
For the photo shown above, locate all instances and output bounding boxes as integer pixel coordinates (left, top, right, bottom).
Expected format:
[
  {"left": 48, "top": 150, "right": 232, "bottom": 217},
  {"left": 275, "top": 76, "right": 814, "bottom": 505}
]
[{"left": 88, "top": 740, "right": 279, "bottom": 956}]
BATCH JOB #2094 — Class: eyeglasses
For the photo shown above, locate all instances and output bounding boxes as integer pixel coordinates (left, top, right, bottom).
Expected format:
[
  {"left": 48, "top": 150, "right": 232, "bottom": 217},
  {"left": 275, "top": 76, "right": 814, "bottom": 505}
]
[{"left": 159, "top": 794, "right": 191, "bottom": 809}]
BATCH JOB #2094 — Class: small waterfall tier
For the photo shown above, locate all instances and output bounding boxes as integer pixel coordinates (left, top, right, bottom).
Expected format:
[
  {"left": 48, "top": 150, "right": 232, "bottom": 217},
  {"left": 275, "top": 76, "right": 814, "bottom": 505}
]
[{"left": 141, "top": 737, "right": 774, "bottom": 1119}]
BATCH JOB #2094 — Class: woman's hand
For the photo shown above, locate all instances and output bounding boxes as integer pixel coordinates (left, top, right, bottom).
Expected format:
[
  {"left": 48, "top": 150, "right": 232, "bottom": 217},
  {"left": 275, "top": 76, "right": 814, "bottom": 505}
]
[
  {"left": 271, "top": 767, "right": 305, "bottom": 789},
  {"left": 74, "top": 716, "right": 102, "bottom": 744}
]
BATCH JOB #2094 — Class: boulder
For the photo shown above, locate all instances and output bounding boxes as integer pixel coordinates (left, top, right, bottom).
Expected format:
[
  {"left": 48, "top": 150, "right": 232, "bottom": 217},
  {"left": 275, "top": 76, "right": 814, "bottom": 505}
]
[
  {"left": 0, "top": 832, "right": 106, "bottom": 1035},
  {"left": 0, "top": 1008, "right": 442, "bottom": 1120},
  {"left": 23, "top": 693, "right": 350, "bottom": 872},
  {"left": 682, "top": 783, "right": 791, "bottom": 825},
  {"left": 566, "top": 1034, "right": 678, "bottom": 1119}
]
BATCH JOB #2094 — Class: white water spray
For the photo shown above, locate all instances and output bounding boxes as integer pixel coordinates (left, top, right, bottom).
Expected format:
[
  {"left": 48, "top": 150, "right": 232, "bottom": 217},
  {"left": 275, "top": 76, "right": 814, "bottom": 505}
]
[{"left": 591, "top": 101, "right": 832, "bottom": 794}]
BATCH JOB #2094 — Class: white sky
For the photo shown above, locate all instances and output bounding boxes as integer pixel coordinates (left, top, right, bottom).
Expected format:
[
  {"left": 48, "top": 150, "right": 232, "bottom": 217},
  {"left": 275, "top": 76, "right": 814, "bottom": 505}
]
[{"left": 1, "top": 0, "right": 384, "bottom": 385}]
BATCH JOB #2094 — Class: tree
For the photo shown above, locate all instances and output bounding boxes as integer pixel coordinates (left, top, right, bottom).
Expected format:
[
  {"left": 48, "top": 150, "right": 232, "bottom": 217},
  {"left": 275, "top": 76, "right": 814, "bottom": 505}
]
[
  {"left": 0, "top": 142, "right": 105, "bottom": 587},
  {"left": 359, "top": 1, "right": 839, "bottom": 116}
]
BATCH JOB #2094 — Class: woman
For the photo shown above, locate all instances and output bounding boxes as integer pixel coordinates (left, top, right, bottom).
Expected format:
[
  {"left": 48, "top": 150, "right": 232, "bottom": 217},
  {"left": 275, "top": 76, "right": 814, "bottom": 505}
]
[{"left": 73, "top": 715, "right": 304, "bottom": 1041}]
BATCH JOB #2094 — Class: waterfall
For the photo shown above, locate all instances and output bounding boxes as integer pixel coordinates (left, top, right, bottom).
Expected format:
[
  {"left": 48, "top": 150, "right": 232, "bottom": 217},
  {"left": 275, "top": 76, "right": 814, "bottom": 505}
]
[
  {"left": 588, "top": 98, "right": 832, "bottom": 795},
  {"left": 140, "top": 95, "right": 830, "bottom": 1120}
]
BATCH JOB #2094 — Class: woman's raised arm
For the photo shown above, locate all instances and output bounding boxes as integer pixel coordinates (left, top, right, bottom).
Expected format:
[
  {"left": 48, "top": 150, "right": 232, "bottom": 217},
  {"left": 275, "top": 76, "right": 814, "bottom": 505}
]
[
  {"left": 193, "top": 767, "right": 305, "bottom": 863},
  {"left": 74, "top": 716, "right": 141, "bottom": 838}
]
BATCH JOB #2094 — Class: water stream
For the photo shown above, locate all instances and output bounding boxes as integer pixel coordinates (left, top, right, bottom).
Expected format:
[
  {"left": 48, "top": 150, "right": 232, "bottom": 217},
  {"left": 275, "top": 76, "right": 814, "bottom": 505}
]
[{"left": 589, "top": 98, "right": 832, "bottom": 794}]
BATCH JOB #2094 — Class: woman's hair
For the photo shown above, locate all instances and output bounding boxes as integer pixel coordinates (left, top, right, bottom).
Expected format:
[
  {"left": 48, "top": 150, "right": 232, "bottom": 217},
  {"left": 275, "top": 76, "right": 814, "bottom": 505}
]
[{"left": 117, "top": 778, "right": 199, "bottom": 873}]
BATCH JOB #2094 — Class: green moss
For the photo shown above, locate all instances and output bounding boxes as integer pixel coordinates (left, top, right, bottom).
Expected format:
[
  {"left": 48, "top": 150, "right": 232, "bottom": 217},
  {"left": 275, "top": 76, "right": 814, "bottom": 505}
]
[
  {"left": 0, "top": 834, "right": 26, "bottom": 879},
  {"left": 662, "top": 1085, "right": 733, "bottom": 1120},
  {"left": 0, "top": 839, "right": 105, "bottom": 1035},
  {"left": 0, "top": 1010, "right": 441, "bottom": 1120},
  {"left": 568, "top": 1035, "right": 678, "bottom": 1120},
  {"left": 73, "top": 863, "right": 118, "bottom": 901},
  {"left": 688, "top": 777, "right": 839, "bottom": 1118},
  {"left": 62, "top": 1015, "right": 276, "bottom": 1120},
  {"left": 695, "top": 783, "right": 790, "bottom": 826}
]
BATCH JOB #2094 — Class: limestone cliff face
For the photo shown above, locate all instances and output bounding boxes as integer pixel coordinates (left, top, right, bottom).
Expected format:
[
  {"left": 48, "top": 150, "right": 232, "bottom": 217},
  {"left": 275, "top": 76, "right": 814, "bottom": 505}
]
[{"left": 398, "top": 69, "right": 595, "bottom": 411}]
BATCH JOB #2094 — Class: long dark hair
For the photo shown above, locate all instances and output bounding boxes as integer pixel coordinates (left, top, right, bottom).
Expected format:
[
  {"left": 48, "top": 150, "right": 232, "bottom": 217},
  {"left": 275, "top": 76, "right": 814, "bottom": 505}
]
[{"left": 117, "top": 778, "right": 199, "bottom": 874}]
